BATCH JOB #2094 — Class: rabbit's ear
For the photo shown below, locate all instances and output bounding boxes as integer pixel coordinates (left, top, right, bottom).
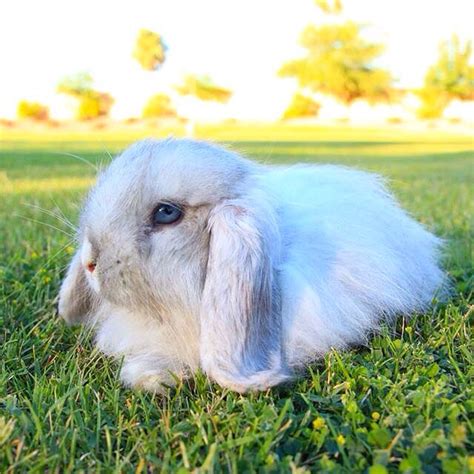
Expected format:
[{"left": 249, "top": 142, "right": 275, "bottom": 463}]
[
  {"left": 200, "top": 197, "right": 289, "bottom": 392},
  {"left": 58, "top": 250, "right": 94, "bottom": 325}
]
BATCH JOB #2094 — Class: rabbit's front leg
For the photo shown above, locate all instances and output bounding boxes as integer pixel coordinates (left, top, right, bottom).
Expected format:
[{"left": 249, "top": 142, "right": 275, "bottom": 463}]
[{"left": 94, "top": 310, "right": 193, "bottom": 393}]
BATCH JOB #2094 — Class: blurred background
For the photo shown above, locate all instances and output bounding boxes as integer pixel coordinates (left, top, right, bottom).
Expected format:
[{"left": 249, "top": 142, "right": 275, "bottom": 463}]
[{"left": 1, "top": 0, "right": 473, "bottom": 135}]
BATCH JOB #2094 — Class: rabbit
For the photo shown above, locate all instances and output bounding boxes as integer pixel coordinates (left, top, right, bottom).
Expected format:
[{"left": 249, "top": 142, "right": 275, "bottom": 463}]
[{"left": 58, "top": 138, "right": 445, "bottom": 393}]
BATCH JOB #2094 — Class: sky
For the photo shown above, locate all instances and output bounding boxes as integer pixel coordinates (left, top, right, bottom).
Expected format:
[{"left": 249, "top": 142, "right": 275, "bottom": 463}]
[{"left": 0, "top": 0, "right": 473, "bottom": 120}]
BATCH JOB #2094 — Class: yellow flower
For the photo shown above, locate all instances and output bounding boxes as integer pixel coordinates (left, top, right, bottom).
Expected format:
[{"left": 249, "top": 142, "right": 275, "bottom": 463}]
[
  {"left": 43, "top": 276, "right": 52, "bottom": 284},
  {"left": 66, "top": 246, "right": 75, "bottom": 255},
  {"left": 31, "top": 251, "right": 39, "bottom": 259},
  {"left": 336, "top": 434, "right": 346, "bottom": 446},
  {"left": 371, "top": 411, "right": 381, "bottom": 421},
  {"left": 467, "top": 456, "right": 474, "bottom": 472},
  {"left": 312, "top": 417, "right": 326, "bottom": 430},
  {"left": 265, "top": 454, "right": 275, "bottom": 465},
  {"left": 451, "top": 424, "right": 466, "bottom": 446}
]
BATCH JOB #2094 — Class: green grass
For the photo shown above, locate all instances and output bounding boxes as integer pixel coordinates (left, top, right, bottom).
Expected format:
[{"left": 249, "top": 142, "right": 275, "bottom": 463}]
[{"left": 1, "top": 129, "right": 473, "bottom": 473}]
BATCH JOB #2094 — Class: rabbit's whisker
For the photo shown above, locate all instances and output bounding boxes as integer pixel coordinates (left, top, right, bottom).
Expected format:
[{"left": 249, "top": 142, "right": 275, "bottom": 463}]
[
  {"left": 15, "top": 214, "right": 75, "bottom": 238},
  {"left": 53, "top": 151, "right": 99, "bottom": 172},
  {"left": 23, "top": 203, "right": 77, "bottom": 233}
]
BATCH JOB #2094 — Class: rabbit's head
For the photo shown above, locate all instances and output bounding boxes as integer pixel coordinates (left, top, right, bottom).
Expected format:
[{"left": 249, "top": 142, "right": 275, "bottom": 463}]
[{"left": 58, "top": 138, "right": 288, "bottom": 389}]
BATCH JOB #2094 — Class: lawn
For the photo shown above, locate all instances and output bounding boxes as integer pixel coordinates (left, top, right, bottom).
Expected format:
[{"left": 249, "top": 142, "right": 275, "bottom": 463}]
[{"left": 0, "top": 127, "right": 473, "bottom": 473}]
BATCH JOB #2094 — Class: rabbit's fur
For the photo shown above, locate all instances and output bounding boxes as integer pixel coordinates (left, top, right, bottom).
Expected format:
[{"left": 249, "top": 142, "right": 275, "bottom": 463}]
[{"left": 58, "top": 138, "right": 445, "bottom": 392}]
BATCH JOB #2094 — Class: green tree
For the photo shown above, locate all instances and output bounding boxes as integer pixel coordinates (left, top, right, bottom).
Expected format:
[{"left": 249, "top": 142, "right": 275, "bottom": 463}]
[
  {"left": 56, "top": 72, "right": 94, "bottom": 96},
  {"left": 142, "top": 94, "right": 177, "bottom": 119},
  {"left": 57, "top": 73, "right": 114, "bottom": 120},
  {"left": 133, "top": 29, "right": 166, "bottom": 71},
  {"left": 282, "top": 93, "right": 320, "bottom": 120},
  {"left": 17, "top": 101, "right": 49, "bottom": 121},
  {"left": 175, "top": 75, "right": 232, "bottom": 103},
  {"left": 417, "top": 35, "right": 474, "bottom": 119},
  {"left": 279, "top": 22, "right": 394, "bottom": 105}
]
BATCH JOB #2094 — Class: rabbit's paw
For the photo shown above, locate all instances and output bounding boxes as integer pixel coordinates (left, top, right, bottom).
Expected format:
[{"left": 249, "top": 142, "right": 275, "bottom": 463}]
[
  {"left": 208, "top": 368, "right": 292, "bottom": 393},
  {"left": 120, "top": 362, "right": 177, "bottom": 394}
]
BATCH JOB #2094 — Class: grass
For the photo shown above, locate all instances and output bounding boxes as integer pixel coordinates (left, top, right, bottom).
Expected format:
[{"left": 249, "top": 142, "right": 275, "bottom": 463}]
[{"left": 0, "top": 127, "right": 473, "bottom": 473}]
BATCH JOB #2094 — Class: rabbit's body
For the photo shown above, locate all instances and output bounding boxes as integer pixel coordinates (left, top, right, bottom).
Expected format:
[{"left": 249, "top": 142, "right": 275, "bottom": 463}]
[
  {"left": 58, "top": 139, "right": 445, "bottom": 392},
  {"left": 261, "top": 165, "right": 443, "bottom": 366}
]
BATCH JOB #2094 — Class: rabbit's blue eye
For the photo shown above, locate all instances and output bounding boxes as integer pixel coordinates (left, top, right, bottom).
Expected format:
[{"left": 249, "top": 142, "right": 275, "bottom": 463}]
[{"left": 152, "top": 203, "right": 183, "bottom": 225}]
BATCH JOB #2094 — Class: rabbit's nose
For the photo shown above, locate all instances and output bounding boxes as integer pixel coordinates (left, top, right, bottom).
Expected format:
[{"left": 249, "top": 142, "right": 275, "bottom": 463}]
[
  {"left": 86, "top": 260, "right": 97, "bottom": 273},
  {"left": 82, "top": 234, "right": 99, "bottom": 273}
]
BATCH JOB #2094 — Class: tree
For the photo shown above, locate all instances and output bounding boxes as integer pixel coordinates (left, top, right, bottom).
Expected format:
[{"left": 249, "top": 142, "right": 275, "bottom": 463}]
[
  {"left": 17, "top": 101, "right": 49, "bottom": 121},
  {"left": 175, "top": 75, "right": 232, "bottom": 103},
  {"left": 142, "top": 94, "right": 177, "bottom": 119},
  {"left": 57, "top": 73, "right": 114, "bottom": 120},
  {"left": 75, "top": 92, "right": 114, "bottom": 121},
  {"left": 56, "top": 72, "right": 94, "bottom": 96},
  {"left": 175, "top": 74, "right": 232, "bottom": 135},
  {"left": 282, "top": 93, "right": 320, "bottom": 120},
  {"left": 133, "top": 29, "right": 166, "bottom": 71},
  {"left": 314, "top": 0, "right": 342, "bottom": 14},
  {"left": 417, "top": 35, "right": 474, "bottom": 119},
  {"left": 279, "top": 22, "right": 394, "bottom": 105},
  {"left": 133, "top": 29, "right": 171, "bottom": 121}
]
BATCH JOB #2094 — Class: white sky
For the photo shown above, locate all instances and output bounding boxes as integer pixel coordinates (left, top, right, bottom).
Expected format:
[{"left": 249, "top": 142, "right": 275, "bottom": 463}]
[{"left": 0, "top": 0, "right": 472, "bottom": 120}]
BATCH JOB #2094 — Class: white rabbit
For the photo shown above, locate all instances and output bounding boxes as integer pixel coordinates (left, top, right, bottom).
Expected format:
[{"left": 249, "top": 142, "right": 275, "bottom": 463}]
[{"left": 58, "top": 138, "right": 445, "bottom": 393}]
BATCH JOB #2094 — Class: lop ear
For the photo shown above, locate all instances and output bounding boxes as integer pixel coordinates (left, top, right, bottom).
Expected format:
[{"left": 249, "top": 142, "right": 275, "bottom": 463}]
[
  {"left": 58, "top": 250, "right": 94, "bottom": 325},
  {"left": 200, "top": 196, "right": 290, "bottom": 392}
]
